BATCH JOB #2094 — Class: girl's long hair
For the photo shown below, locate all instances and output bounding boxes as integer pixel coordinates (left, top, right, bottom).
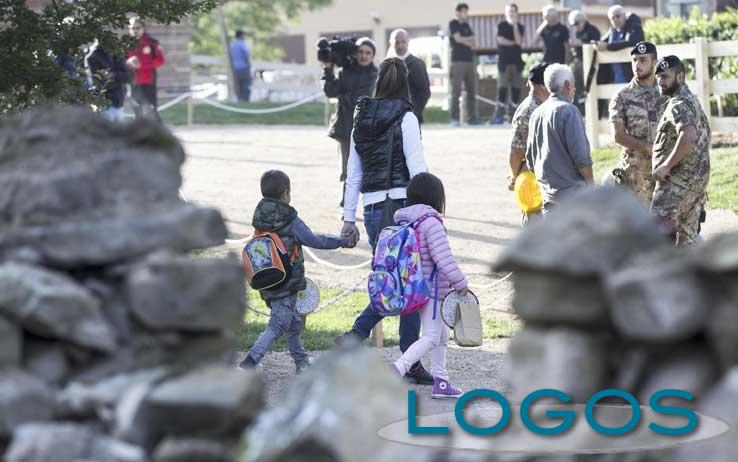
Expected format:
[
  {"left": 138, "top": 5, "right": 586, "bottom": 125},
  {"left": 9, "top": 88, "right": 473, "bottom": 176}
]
[
  {"left": 407, "top": 172, "right": 446, "bottom": 215},
  {"left": 374, "top": 57, "right": 410, "bottom": 100}
]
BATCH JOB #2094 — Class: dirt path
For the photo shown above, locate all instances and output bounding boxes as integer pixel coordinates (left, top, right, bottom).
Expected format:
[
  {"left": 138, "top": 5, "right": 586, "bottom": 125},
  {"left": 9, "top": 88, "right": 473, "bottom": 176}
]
[{"left": 175, "top": 123, "right": 738, "bottom": 410}]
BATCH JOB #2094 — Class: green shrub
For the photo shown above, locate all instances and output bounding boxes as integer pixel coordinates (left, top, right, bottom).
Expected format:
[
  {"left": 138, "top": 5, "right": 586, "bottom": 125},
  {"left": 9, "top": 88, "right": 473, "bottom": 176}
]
[{"left": 644, "top": 7, "right": 738, "bottom": 116}]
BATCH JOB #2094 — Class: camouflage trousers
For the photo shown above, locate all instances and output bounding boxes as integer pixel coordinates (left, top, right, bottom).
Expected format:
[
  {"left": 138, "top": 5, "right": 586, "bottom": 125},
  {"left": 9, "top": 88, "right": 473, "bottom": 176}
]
[
  {"left": 651, "top": 178, "right": 707, "bottom": 247},
  {"left": 615, "top": 154, "right": 655, "bottom": 205}
]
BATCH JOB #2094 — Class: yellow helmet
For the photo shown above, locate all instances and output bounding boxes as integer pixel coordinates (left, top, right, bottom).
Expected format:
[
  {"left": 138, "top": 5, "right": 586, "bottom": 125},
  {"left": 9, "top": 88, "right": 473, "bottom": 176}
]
[{"left": 514, "top": 171, "right": 543, "bottom": 213}]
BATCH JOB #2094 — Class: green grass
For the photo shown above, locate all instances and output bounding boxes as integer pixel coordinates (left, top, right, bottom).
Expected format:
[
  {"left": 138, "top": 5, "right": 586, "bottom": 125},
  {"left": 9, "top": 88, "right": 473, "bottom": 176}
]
[
  {"left": 237, "top": 289, "right": 520, "bottom": 352},
  {"left": 591, "top": 146, "right": 738, "bottom": 213},
  {"left": 160, "top": 100, "right": 451, "bottom": 126}
]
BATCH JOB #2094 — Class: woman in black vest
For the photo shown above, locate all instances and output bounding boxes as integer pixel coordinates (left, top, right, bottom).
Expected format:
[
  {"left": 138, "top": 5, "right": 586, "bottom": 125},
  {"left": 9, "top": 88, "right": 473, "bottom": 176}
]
[{"left": 336, "top": 57, "right": 433, "bottom": 384}]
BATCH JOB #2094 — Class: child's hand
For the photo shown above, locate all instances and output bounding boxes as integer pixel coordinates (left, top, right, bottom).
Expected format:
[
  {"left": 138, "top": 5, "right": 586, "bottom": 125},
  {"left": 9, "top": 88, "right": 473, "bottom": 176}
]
[{"left": 457, "top": 288, "right": 469, "bottom": 298}]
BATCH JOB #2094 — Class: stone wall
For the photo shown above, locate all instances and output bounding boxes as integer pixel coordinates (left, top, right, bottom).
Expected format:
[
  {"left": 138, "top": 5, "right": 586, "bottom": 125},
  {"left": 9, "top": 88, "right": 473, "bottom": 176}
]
[
  {"left": 0, "top": 107, "right": 261, "bottom": 461},
  {"left": 493, "top": 187, "right": 738, "bottom": 462}
]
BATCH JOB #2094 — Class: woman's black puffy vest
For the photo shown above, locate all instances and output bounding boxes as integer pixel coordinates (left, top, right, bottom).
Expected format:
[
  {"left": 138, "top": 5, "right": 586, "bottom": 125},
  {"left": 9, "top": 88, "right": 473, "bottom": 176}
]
[{"left": 352, "top": 97, "right": 414, "bottom": 193}]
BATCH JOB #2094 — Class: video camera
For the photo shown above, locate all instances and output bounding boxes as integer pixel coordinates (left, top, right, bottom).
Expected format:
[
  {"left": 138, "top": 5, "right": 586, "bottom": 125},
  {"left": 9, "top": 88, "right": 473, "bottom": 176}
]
[{"left": 316, "top": 36, "right": 358, "bottom": 68}]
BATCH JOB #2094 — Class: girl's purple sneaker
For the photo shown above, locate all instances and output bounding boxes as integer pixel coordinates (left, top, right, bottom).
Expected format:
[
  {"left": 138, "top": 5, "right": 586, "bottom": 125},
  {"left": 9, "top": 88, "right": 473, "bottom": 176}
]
[{"left": 431, "top": 377, "right": 463, "bottom": 399}]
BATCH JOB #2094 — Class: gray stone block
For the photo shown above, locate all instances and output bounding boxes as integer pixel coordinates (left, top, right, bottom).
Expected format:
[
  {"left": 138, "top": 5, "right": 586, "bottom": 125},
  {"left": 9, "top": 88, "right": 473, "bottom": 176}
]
[
  {"left": 153, "top": 437, "right": 235, "bottom": 462},
  {"left": 0, "top": 263, "right": 117, "bottom": 353},
  {"left": 22, "top": 338, "right": 68, "bottom": 385},
  {"left": 505, "top": 326, "right": 610, "bottom": 403},
  {"left": 0, "top": 315, "right": 21, "bottom": 367},
  {"left": 6, "top": 422, "right": 144, "bottom": 462},
  {"left": 125, "top": 252, "right": 245, "bottom": 331},
  {"left": 146, "top": 366, "right": 264, "bottom": 436},
  {"left": 605, "top": 250, "right": 708, "bottom": 342},
  {"left": 0, "top": 370, "right": 55, "bottom": 438},
  {"left": 0, "top": 106, "right": 227, "bottom": 267},
  {"left": 511, "top": 271, "right": 609, "bottom": 326},
  {"left": 705, "top": 275, "right": 738, "bottom": 369},
  {"left": 242, "top": 348, "right": 409, "bottom": 462}
]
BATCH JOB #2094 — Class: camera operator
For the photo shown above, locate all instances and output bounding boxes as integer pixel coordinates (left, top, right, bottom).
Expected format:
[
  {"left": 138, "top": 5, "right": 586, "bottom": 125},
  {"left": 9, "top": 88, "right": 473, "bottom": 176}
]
[{"left": 322, "top": 37, "right": 378, "bottom": 207}]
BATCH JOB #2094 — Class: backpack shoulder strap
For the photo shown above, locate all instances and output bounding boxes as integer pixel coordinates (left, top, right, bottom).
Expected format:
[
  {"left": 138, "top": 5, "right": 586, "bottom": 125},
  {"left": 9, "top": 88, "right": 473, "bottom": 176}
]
[
  {"left": 411, "top": 213, "right": 442, "bottom": 228},
  {"left": 252, "top": 230, "right": 288, "bottom": 254}
]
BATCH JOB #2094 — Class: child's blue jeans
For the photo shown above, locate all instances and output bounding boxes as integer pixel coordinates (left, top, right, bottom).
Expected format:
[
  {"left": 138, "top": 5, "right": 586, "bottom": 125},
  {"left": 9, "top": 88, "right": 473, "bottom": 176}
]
[{"left": 246, "top": 293, "right": 309, "bottom": 366}]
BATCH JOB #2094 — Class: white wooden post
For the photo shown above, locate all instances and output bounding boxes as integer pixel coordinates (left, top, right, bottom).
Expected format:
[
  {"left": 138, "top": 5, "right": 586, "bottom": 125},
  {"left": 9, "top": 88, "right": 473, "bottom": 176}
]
[
  {"left": 372, "top": 321, "right": 384, "bottom": 348},
  {"left": 583, "top": 44, "right": 599, "bottom": 149},
  {"left": 186, "top": 94, "right": 193, "bottom": 126},
  {"left": 694, "top": 37, "right": 711, "bottom": 116}
]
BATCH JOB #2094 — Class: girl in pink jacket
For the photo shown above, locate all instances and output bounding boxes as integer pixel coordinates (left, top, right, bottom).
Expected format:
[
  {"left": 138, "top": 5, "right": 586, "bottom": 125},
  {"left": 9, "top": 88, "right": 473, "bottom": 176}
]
[{"left": 390, "top": 173, "right": 469, "bottom": 399}]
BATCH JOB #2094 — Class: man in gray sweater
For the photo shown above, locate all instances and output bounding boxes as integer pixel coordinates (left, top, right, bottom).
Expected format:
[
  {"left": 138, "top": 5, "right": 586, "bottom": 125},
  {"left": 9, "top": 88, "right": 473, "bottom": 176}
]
[{"left": 526, "top": 63, "right": 594, "bottom": 214}]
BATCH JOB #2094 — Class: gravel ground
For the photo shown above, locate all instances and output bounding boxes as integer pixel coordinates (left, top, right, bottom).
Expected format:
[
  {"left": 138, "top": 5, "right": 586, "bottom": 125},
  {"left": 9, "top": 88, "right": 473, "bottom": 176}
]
[{"left": 175, "top": 123, "right": 738, "bottom": 420}]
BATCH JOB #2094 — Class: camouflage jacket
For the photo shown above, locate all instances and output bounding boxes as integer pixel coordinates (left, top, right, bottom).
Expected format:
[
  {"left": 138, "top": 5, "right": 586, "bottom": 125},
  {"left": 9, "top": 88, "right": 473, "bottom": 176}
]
[
  {"left": 653, "top": 84, "right": 711, "bottom": 189},
  {"left": 510, "top": 94, "right": 542, "bottom": 149},
  {"left": 609, "top": 78, "right": 667, "bottom": 159}
]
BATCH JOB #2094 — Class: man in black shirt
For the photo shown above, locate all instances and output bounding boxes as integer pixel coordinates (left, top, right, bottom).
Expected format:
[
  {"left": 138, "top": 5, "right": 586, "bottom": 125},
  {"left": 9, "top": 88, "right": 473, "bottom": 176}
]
[
  {"left": 389, "top": 29, "right": 431, "bottom": 123},
  {"left": 449, "top": 3, "right": 483, "bottom": 125},
  {"left": 535, "top": 5, "right": 569, "bottom": 65},
  {"left": 568, "top": 10, "right": 601, "bottom": 113},
  {"left": 491, "top": 3, "right": 525, "bottom": 124}
]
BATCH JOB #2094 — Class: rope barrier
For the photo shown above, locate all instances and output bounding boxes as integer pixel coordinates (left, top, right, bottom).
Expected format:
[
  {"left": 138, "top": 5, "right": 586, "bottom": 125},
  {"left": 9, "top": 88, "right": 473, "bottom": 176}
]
[
  {"left": 303, "top": 247, "right": 372, "bottom": 270},
  {"left": 196, "top": 92, "right": 324, "bottom": 114},
  {"left": 483, "top": 289, "right": 517, "bottom": 316},
  {"left": 475, "top": 94, "right": 504, "bottom": 108},
  {"left": 468, "top": 272, "right": 513, "bottom": 290},
  {"left": 158, "top": 92, "right": 192, "bottom": 112}
]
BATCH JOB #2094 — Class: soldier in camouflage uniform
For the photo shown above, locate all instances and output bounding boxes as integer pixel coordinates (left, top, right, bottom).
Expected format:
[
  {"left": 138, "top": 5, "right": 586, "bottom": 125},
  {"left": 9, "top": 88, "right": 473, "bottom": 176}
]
[
  {"left": 651, "top": 55, "right": 711, "bottom": 246},
  {"left": 507, "top": 63, "right": 550, "bottom": 224},
  {"left": 609, "top": 41, "right": 667, "bottom": 204}
]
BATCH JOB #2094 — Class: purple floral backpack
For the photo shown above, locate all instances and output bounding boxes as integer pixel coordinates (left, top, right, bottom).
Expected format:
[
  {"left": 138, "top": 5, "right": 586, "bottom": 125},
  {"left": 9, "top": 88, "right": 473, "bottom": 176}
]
[{"left": 368, "top": 214, "right": 438, "bottom": 317}]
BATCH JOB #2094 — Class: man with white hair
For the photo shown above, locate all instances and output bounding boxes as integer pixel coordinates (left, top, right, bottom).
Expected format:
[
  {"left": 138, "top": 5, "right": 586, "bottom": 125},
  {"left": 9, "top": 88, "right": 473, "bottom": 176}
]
[
  {"left": 525, "top": 63, "right": 594, "bottom": 214},
  {"left": 388, "top": 29, "right": 431, "bottom": 123},
  {"left": 597, "top": 5, "right": 644, "bottom": 85},
  {"left": 534, "top": 5, "right": 569, "bottom": 65},
  {"left": 568, "top": 10, "right": 601, "bottom": 113}
]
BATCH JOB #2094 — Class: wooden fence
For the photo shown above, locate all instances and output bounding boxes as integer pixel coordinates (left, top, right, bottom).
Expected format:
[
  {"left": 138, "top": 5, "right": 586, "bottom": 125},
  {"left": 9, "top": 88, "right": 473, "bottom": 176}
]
[{"left": 583, "top": 37, "right": 738, "bottom": 148}]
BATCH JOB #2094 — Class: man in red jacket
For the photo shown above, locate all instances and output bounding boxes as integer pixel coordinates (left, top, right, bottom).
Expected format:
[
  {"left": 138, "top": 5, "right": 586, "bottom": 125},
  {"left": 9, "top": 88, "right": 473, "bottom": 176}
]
[{"left": 127, "top": 17, "right": 165, "bottom": 119}]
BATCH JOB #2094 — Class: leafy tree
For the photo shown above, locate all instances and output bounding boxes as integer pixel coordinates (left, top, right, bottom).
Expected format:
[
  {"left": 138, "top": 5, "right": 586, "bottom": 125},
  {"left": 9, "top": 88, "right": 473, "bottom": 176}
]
[
  {"left": 190, "top": 0, "right": 331, "bottom": 61},
  {"left": 0, "top": 0, "right": 217, "bottom": 113}
]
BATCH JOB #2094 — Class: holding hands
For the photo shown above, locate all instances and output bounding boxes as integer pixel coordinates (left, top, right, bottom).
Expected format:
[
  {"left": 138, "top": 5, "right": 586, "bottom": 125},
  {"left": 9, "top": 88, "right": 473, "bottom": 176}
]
[{"left": 341, "top": 221, "right": 360, "bottom": 248}]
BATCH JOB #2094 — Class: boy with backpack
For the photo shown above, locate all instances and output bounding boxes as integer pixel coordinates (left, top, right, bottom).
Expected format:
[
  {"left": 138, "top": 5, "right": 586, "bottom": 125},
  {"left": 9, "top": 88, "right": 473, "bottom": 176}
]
[{"left": 240, "top": 170, "right": 355, "bottom": 373}]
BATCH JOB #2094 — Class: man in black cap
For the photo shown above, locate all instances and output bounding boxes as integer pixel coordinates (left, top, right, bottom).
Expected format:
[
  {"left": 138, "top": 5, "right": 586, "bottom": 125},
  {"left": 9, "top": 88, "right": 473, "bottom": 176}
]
[
  {"left": 651, "top": 55, "right": 711, "bottom": 246},
  {"left": 507, "top": 62, "right": 550, "bottom": 224},
  {"left": 608, "top": 41, "right": 668, "bottom": 204}
]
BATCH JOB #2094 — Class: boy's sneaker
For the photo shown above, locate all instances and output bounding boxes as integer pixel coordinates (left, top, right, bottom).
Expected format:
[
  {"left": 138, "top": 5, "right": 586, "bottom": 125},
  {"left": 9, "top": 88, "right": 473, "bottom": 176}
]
[
  {"left": 468, "top": 117, "right": 484, "bottom": 126},
  {"left": 295, "top": 356, "right": 315, "bottom": 375},
  {"left": 489, "top": 116, "right": 504, "bottom": 125},
  {"left": 238, "top": 355, "right": 258, "bottom": 371},
  {"left": 405, "top": 362, "right": 434, "bottom": 385},
  {"left": 449, "top": 118, "right": 461, "bottom": 127},
  {"left": 431, "top": 377, "right": 464, "bottom": 399}
]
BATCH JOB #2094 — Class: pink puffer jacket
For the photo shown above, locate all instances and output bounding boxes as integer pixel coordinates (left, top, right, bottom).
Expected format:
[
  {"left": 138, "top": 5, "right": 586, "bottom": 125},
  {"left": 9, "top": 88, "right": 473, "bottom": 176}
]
[{"left": 394, "top": 204, "right": 468, "bottom": 300}]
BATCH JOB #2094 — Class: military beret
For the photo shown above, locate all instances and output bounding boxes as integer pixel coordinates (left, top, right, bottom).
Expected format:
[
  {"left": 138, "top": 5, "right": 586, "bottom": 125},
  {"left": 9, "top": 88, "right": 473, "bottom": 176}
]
[
  {"left": 528, "top": 62, "right": 549, "bottom": 85},
  {"left": 655, "top": 55, "right": 683, "bottom": 74},
  {"left": 631, "top": 41, "right": 657, "bottom": 56}
]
